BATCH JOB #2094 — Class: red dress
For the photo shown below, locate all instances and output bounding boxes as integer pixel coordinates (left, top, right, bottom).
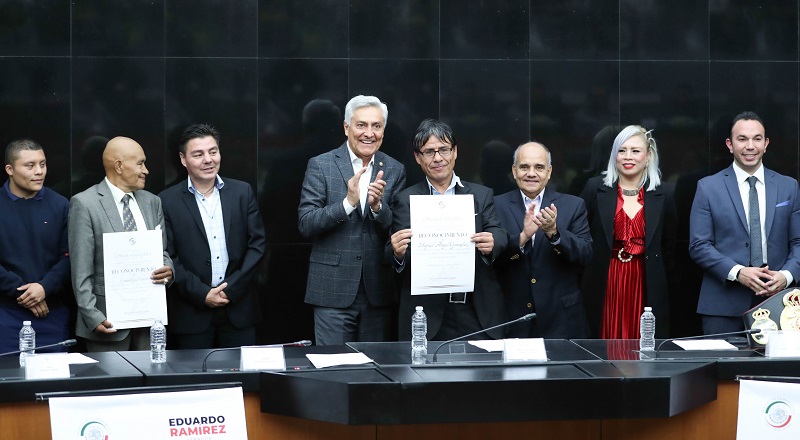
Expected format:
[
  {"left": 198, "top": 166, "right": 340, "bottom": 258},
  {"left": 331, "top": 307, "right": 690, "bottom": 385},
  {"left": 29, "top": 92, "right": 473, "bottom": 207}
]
[{"left": 601, "top": 187, "right": 646, "bottom": 339}]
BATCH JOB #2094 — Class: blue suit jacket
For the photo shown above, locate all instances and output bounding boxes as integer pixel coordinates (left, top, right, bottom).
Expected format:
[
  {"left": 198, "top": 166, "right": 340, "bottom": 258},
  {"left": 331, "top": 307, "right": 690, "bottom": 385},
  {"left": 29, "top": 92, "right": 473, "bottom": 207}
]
[
  {"left": 298, "top": 143, "right": 406, "bottom": 308},
  {"left": 159, "top": 177, "right": 266, "bottom": 334},
  {"left": 493, "top": 188, "right": 592, "bottom": 338},
  {"left": 690, "top": 165, "right": 800, "bottom": 317}
]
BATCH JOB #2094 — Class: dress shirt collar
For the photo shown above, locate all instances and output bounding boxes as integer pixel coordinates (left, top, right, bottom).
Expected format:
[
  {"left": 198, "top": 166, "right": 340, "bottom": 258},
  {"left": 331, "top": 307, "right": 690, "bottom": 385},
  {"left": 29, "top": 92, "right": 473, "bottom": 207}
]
[
  {"left": 732, "top": 161, "right": 765, "bottom": 185},
  {"left": 346, "top": 142, "right": 375, "bottom": 169},
  {"left": 427, "top": 173, "right": 463, "bottom": 195},
  {"left": 105, "top": 177, "right": 136, "bottom": 202},
  {"left": 520, "top": 188, "right": 545, "bottom": 211},
  {"left": 187, "top": 175, "right": 225, "bottom": 195}
]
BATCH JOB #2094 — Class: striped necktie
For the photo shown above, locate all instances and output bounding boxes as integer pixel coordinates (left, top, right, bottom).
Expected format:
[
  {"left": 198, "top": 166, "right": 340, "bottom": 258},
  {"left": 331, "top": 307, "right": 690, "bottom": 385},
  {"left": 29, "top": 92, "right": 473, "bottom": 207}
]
[{"left": 122, "top": 194, "right": 138, "bottom": 232}]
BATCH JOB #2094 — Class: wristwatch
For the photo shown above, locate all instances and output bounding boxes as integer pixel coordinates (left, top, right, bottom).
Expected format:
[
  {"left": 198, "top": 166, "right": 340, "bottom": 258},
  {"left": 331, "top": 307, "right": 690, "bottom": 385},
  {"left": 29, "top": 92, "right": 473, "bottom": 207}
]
[{"left": 547, "top": 230, "right": 560, "bottom": 243}]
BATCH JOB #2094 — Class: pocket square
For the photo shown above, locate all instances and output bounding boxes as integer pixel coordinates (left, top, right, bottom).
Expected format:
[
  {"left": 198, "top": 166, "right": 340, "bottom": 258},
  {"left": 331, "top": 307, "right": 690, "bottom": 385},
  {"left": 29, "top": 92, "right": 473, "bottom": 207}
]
[{"left": 776, "top": 200, "right": 790, "bottom": 208}]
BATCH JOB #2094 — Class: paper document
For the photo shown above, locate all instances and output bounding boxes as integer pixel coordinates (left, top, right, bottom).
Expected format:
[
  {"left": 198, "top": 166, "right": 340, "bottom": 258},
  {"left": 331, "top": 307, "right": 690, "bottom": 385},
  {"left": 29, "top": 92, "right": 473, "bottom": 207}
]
[
  {"left": 410, "top": 194, "right": 476, "bottom": 295},
  {"left": 103, "top": 230, "right": 167, "bottom": 329},
  {"left": 673, "top": 340, "right": 737, "bottom": 350},
  {"left": 305, "top": 353, "right": 373, "bottom": 369}
]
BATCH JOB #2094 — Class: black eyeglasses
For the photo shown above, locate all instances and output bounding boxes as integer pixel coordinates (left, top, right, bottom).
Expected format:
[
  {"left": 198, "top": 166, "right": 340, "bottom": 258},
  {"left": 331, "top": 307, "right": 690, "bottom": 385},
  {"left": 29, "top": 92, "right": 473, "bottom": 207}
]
[{"left": 418, "top": 147, "right": 454, "bottom": 158}]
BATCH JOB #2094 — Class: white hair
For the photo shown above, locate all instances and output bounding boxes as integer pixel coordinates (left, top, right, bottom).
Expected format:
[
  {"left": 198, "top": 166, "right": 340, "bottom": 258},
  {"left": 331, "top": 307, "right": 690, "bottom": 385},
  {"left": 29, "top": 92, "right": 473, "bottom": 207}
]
[
  {"left": 602, "top": 125, "right": 661, "bottom": 191},
  {"left": 343, "top": 95, "right": 388, "bottom": 125}
]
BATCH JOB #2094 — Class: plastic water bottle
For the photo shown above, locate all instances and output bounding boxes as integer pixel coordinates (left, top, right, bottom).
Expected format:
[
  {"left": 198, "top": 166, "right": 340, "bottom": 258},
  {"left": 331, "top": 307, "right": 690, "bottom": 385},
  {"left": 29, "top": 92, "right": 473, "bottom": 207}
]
[
  {"left": 19, "top": 321, "right": 35, "bottom": 367},
  {"left": 411, "top": 306, "right": 427, "bottom": 365},
  {"left": 639, "top": 307, "right": 656, "bottom": 353},
  {"left": 150, "top": 320, "right": 166, "bottom": 364}
]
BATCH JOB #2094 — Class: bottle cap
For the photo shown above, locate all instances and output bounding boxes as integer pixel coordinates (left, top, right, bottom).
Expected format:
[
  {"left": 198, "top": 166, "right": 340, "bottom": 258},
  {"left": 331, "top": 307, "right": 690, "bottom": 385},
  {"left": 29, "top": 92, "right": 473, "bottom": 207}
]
[
  {"left": 644, "top": 307, "right": 652, "bottom": 312},
  {"left": 23, "top": 321, "right": 31, "bottom": 326},
  {"left": 415, "top": 306, "right": 423, "bottom": 311}
]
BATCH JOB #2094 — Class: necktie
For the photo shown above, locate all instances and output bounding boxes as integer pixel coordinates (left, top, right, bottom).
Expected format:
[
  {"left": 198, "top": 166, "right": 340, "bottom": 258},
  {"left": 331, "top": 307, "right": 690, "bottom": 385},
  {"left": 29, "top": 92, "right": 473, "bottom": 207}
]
[
  {"left": 122, "top": 194, "right": 138, "bottom": 232},
  {"left": 747, "top": 176, "right": 762, "bottom": 267}
]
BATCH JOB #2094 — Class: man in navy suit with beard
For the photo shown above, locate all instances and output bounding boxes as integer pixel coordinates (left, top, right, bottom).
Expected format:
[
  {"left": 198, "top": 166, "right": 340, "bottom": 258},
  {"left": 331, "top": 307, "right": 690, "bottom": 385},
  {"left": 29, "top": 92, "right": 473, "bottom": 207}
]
[{"left": 690, "top": 111, "right": 800, "bottom": 334}]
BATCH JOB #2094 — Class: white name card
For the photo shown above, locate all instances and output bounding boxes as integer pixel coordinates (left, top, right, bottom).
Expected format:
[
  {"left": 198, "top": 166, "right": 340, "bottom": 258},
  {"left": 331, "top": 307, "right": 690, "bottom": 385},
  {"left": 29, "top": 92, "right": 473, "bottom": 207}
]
[
  {"left": 239, "top": 346, "right": 286, "bottom": 371},
  {"left": 25, "top": 353, "right": 71, "bottom": 380},
  {"left": 766, "top": 331, "right": 800, "bottom": 358},
  {"left": 503, "top": 338, "right": 548, "bottom": 363}
]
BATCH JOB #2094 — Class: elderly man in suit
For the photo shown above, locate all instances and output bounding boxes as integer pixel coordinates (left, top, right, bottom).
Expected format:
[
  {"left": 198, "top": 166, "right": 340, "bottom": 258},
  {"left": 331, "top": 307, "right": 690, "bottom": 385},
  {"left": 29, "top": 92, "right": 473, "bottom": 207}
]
[
  {"left": 690, "top": 111, "right": 800, "bottom": 334},
  {"left": 69, "top": 137, "right": 173, "bottom": 352},
  {"left": 493, "top": 142, "right": 592, "bottom": 338},
  {"left": 390, "top": 119, "right": 507, "bottom": 341},
  {"left": 159, "top": 124, "right": 265, "bottom": 348},
  {"left": 298, "top": 95, "right": 406, "bottom": 345}
]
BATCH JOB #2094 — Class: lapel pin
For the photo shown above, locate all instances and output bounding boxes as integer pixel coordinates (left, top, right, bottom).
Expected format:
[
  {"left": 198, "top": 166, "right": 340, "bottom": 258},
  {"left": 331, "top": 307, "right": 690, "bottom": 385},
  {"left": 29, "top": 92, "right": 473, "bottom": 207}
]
[{"left": 379, "top": 161, "right": 383, "bottom": 167}]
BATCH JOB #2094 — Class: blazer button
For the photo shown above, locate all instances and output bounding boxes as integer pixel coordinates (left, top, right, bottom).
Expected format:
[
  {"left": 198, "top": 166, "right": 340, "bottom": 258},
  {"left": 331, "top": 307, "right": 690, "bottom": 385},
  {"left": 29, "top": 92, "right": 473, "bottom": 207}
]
[
  {"left": 356, "top": 256, "right": 362, "bottom": 260},
  {"left": 527, "top": 302, "right": 533, "bottom": 308},
  {"left": 531, "top": 278, "right": 536, "bottom": 284}
]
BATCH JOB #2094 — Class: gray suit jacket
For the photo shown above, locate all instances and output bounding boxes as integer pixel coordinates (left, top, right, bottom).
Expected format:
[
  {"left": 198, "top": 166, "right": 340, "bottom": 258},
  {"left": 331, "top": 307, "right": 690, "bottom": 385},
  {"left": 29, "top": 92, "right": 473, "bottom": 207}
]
[
  {"left": 298, "top": 143, "right": 406, "bottom": 308},
  {"left": 68, "top": 179, "right": 173, "bottom": 341}
]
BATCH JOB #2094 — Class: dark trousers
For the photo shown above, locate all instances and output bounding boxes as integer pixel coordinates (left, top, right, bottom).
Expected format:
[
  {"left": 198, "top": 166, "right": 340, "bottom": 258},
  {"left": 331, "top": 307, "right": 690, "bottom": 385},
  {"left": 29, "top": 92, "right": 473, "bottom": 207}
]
[
  {"left": 172, "top": 308, "right": 256, "bottom": 349},
  {"left": 432, "top": 295, "right": 485, "bottom": 341}
]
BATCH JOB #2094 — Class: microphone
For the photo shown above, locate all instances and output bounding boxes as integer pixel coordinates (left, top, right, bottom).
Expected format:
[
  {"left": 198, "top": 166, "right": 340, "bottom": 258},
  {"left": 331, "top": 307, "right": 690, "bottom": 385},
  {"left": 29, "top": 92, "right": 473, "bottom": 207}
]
[
  {"left": 654, "top": 329, "right": 761, "bottom": 359},
  {"left": 431, "top": 313, "right": 536, "bottom": 363},
  {"left": 0, "top": 339, "right": 77, "bottom": 358},
  {"left": 201, "top": 340, "right": 312, "bottom": 372}
]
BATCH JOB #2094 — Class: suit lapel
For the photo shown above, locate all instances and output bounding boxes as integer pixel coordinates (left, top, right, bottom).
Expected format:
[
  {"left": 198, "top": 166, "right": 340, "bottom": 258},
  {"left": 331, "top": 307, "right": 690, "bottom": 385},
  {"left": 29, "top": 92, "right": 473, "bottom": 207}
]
[
  {"left": 529, "top": 188, "right": 557, "bottom": 260},
  {"left": 455, "top": 182, "right": 483, "bottom": 232},
  {"left": 97, "top": 181, "right": 123, "bottom": 232},
  {"left": 180, "top": 183, "right": 208, "bottom": 239},
  {"left": 508, "top": 191, "right": 525, "bottom": 234},
  {"left": 597, "top": 182, "right": 616, "bottom": 249},
  {"left": 133, "top": 191, "right": 154, "bottom": 230},
  {"left": 335, "top": 142, "right": 356, "bottom": 183},
  {"left": 723, "top": 166, "right": 748, "bottom": 232},
  {"left": 219, "top": 180, "right": 233, "bottom": 237},
  {"left": 336, "top": 143, "right": 365, "bottom": 218},
  {"left": 764, "top": 168, "right": 778, "bottom": 238},
  {"left": 643, "top": 186, "right": 664, "bottom": 250}
]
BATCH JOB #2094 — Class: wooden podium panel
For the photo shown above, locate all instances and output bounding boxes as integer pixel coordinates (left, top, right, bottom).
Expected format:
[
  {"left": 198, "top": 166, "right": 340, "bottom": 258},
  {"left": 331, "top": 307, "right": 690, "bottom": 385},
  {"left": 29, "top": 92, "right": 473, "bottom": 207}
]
[
  {"left": 601, "top": 381, "right": 740, "bottom": 440},
  {"left": 377, "top": 420, "right": 602, "bottom": 440},
  {"left": 0, "top": 382, "right": 741, "bottom": 440}
]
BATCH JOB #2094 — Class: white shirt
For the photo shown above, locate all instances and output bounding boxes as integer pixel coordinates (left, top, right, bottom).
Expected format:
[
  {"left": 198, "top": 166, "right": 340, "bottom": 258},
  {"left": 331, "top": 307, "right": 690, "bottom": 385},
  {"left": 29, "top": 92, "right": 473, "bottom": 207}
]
[
  {"left": 105, "top": 177, "right": 146, "bottom": 231},
  {"left": 521, "top": 189, "right": 544, "bottom": 251},
  {"left": 426, "top": 173, "right": 463, "bottom": 195},
  {"left": 728, "top": 162, "right": 793, "bottom": 285},
  {"left": 188, "top": 176, "right": 229, "bottom": 287},
  {"left": 342, "top": 143, "right": 375, "bottom": 216}
]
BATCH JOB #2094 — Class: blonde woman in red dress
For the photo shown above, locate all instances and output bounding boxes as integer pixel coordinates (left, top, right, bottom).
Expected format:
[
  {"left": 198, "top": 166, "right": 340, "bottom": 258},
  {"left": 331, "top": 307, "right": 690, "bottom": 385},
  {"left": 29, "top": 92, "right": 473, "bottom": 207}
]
[{"left": 580, "top": 126, "right": 677, "bottom": 339}]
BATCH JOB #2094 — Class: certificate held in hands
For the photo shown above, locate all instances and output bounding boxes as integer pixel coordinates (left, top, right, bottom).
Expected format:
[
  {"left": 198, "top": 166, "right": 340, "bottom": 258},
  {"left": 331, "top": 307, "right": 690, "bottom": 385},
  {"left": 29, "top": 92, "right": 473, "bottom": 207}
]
[
  {"left": 102, "top": 230, "right": 168, "bottom": 329},
  {"left": 410, "top": 194, "right": 476, "bottom": 295}
]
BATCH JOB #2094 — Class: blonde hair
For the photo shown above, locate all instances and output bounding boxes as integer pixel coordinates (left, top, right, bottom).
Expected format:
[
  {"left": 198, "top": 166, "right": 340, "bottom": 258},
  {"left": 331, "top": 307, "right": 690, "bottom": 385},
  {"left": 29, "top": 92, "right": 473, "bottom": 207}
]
[{"left": 602, "top": 125, "right": 661, "bottom": 191}]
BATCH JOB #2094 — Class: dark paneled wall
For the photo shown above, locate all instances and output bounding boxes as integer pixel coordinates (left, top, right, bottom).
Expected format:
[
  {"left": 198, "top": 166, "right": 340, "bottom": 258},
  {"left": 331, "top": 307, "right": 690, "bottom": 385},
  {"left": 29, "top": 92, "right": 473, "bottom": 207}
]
[{"left": 1, "top": 0, "right": 798, "bottom": 340}]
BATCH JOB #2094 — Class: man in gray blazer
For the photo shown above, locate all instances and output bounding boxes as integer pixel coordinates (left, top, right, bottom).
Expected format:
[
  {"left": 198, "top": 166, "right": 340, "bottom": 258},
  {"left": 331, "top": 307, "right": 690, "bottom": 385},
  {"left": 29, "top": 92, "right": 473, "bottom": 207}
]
[
  {"left": 69, "top": 137, "right": 173, "bottom": 351},
  {"left": 298, "top": 95, "right": 406, "bottom": 345}
]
